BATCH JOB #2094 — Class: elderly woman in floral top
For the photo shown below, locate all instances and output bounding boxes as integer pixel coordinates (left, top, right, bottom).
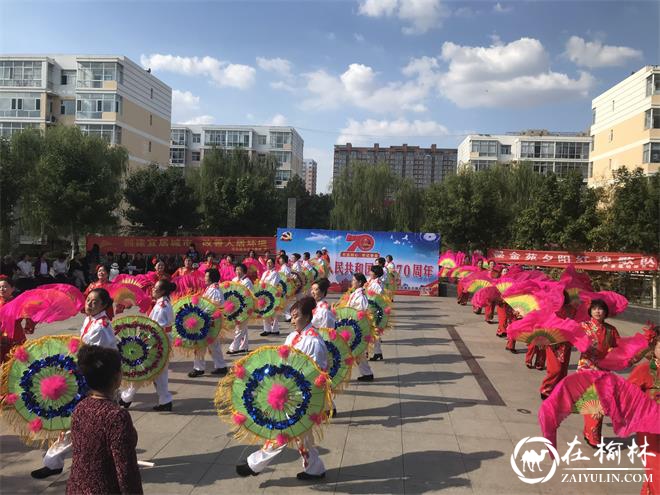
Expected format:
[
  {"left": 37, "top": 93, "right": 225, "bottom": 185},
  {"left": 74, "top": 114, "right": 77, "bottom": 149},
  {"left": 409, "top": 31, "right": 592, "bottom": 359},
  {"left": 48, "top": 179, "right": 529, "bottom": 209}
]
[{"left": 578, "top": 299, "right": 620, "bottom": 447}]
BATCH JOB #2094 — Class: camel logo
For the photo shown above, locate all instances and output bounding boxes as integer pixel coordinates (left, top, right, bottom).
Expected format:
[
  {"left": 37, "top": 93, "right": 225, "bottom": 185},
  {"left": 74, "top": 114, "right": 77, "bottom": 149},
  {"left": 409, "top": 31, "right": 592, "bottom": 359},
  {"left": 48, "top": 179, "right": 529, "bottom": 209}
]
[{"left": 510, "top": 436, "right": 560, "bottom": 484}]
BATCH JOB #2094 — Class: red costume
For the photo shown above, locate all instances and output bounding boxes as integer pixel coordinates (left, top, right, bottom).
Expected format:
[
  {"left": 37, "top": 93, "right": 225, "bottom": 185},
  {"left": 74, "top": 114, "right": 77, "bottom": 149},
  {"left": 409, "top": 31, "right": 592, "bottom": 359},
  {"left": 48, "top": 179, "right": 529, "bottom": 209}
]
[
  {"left": 578, "top": 318, "right": 620, "bottom": 445},
  {"left": 628, "top": 359, "right": 660, "bottom": 495},
  {"left": 525, "top": 344, "right": 546, "bottom": 370},
  {"left": 0, "top": 296, "right": 35, "bottom": 362},
  {"left": 540, "top": 305, "right": 577, "bottom": 399},
  {"left": 84, "top": 281, "right": 115, "bottom": 319},
  {"left": 172, "top": 267, "right": 195, "bottom": 278}
]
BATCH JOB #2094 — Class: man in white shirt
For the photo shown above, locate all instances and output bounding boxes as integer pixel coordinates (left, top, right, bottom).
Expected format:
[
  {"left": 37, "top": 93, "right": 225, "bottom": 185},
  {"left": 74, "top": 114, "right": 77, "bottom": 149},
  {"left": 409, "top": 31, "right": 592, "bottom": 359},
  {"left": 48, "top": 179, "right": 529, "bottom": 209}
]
[{"left": 228, "top": 264, "right": 253, "bottom": 354}]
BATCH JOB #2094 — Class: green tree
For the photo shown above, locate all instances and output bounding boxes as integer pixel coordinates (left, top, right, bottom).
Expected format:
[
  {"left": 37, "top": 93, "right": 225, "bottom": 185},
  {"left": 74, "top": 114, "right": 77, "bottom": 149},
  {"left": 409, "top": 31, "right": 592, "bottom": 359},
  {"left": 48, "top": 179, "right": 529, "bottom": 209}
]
[
  {"left": 194, "top": 148, "right": 279, "bottom": 235},
  {"left": 590, "top": 168, "right": 660, "bottom": 253},
  {"left": 391, "top": 178, "right": 425, "bottom": 231},
  {"left": 331, "top": 162, "right": 396, "bottom": 230},
  {"left": 123, "top": 164, "right": 199, "bottom": 235},
  {"left": 30, "top": 126, "right": 127, "bottom": 254},
  {"left": 0, "top": 129, "right": 43, "bottom": 252}
]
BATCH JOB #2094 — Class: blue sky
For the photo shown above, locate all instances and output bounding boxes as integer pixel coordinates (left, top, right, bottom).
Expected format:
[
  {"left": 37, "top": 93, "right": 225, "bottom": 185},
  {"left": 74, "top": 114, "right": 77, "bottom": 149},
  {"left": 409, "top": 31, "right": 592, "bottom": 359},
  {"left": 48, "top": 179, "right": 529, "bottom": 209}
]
[{"left": 1, "top": 0, "right": 657, "bottom": 192}]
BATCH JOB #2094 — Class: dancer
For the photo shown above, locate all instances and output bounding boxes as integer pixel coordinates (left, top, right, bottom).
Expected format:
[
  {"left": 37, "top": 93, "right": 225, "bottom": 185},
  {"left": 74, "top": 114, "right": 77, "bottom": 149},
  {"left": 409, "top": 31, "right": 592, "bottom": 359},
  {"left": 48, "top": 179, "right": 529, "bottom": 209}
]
[
  {"left": 227, "top": 264, "right": 253, "bottom": 355},
  {"left": 366, "top": 265, "right": 385, "bottom": 362},
  {"left": 0, "top": 276, "right": 35, "bottom": 363},
  {"left": 311, "top": 278, "right": 334, "bottom": 329},
  {"left": 278, "top": 254, "right": 293, "bottom": 322},
  {"left": 301, "top": 252, "right": 313, "bottom": 270},
  {"left": 578, "top": 299, "right": 621, "bottom": 447},
  {"left": 236, "top": 296, "right": 328, "bottom": 481},
  {"left": 188, "top": 268, "right": 228, "bottom": 377},
  {"left": 172, "top": 256, "right": 195, "bottom": 278},
  {"left": 199, "top": 252, "right": 217, "bottom": 272},
  {"left": 259, "top": 258, "right": 281, "bottom": 337},
  {"left": 385, "top": 255, "right": 395, "bottom": 272},
  {"left": 31, "top": 288, "right": 117, "bottom": 479},
  {"left": 347, "top": 273, "right": 374, "bottom": 382},
  {"left": 84, "top": 265, "right": 115, "bottom": 318},
  {"left": 119, "top": 280, "right": 176, "bottom": 411}
]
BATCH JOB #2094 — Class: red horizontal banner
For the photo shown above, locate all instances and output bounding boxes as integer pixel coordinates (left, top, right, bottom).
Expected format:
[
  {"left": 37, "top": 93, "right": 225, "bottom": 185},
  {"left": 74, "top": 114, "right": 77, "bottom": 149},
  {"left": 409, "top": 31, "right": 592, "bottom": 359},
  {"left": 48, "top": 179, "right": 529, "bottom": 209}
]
[
  {"left": 487, "top": 249, "right": 658, "bottom": 272},
  {"left": 86, "top": 235, "right": 276, "bottom": 256}
]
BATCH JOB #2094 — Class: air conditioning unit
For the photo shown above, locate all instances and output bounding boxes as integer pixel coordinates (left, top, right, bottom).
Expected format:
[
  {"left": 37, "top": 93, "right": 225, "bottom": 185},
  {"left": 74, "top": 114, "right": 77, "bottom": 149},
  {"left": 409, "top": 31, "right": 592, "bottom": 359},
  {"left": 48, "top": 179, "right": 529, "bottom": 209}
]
[{"left": 50, "top": 115, "right": 56, "bottom": 123}]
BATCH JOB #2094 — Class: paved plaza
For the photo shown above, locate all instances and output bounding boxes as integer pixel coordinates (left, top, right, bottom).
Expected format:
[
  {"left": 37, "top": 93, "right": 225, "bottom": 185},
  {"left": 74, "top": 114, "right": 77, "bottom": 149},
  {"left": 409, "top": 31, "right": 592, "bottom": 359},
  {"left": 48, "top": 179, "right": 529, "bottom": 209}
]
[{"left": 0, "top": 295, "right": 648, "bottom": 495}]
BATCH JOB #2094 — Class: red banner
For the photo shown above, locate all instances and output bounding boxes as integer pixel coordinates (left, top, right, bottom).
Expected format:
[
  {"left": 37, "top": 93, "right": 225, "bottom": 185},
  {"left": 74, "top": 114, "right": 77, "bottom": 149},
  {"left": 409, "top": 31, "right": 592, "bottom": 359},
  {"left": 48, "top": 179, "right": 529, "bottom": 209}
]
[
  {"left": 86, "top": 236, "right": 276, "bottom": 256},
  {"left": 487, "top": 249, "right": 658, "bottom": 272}
]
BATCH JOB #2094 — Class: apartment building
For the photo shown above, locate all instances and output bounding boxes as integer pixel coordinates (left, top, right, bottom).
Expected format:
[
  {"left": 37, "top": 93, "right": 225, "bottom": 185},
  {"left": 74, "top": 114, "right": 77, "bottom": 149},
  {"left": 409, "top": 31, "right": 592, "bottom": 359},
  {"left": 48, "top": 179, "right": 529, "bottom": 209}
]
[
  {"left": 457, "top": 130, "right": 591, "bottom": 179},
  {"left": 302, "top": 158, "right": 317, "bottom": 194},
  {"left": 170, "top": 124, "right": 304, "bottom": 188},
  {"left": 333, "top": 143, "right": 457, "bottom": 188},
  {"left": 0, "top": 55, "right": 171, "bottom": 170},
  {"left": 589, "top": 65, "right": 660, "bottom": 186}
]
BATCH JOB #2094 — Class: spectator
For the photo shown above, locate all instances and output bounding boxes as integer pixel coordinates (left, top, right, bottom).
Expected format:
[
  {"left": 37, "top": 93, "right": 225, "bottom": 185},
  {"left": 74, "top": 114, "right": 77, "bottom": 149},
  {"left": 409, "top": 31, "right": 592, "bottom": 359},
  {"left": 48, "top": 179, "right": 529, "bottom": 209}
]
[
  {"left": 34, "top": 252, "right": 52, "bottom": 285},
  {"left": 52, "top": 253, "right": 69, "bottom": 282},
  {"left": 69, "top": 252, "right": 87, "bottom": 290},
  {"left": 186, "top": 243, "right": 200, "bottom": 263},
  {"left": 117, "top": 252, "right": 130, "bottom": 273},
  {"left": 66, "top": 345, "right": 143, "bottom": 495},
  {"left": 16, "top": 254, "right": 34, "bottom": 290},
  {"left": 104, "top": 251, "right": 116, "bottom": 267},
  {"left": 166, "top": 256, "right": 178, "bottom": 274},
  {"left": 1, "top": 255, "right": 17, "bottom": 279},
  {"left": 132, "top": 252, "right": 146, "bottom": 274},
  {"left": 172, "top": 256, "right": 195, "bottom": 278}
]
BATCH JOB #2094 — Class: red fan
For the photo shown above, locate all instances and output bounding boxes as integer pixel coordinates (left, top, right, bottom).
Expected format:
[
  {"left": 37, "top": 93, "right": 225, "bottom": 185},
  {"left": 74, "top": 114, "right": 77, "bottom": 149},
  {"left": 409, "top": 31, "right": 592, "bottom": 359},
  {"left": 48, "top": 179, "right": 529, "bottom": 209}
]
[
  {"left": 579, "top": 290, "right": 628, "bottom": 317},
  {"left": 0, "top": 288, "right": 83, "bottom": 338},
  {"left": 113, "top": 274, "right": 152, "bottom": 291},
  {"left": 107, "top": 283, "right": 152, "bottom": 313},
  {"left": 506, "top": 310, "right": 591, "bottom": 351},
  {"left": 171, "top": 272, "right": 206, "bottom": 300},
  {"left": 559, "top": 265, "right": 593, "bottom": 291},
  {"left": 597, "top": 333, "right": 650, "bottom": 371},
  {"left": 502, "top": 280, "right": 564, "bottom": 316},
  {"left": 38, "top": 284, "right": 85, "bottom": 308}
]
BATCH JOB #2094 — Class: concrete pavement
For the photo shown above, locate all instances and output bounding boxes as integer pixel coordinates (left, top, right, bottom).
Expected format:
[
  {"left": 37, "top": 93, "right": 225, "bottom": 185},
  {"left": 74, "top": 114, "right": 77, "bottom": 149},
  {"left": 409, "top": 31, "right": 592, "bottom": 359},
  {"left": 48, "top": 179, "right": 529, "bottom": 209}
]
[{"left": 0, "top": 295, "right": 651, "bottom": 494}]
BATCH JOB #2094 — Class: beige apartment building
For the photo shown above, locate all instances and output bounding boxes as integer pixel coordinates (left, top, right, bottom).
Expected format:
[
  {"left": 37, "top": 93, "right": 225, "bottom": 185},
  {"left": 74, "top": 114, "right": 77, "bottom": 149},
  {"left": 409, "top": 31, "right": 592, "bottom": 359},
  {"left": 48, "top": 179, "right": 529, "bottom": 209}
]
[
  {"left": 302, "top": 158, "right": 317, "bottom": 194},
  {"left": 589, "top": 65, "right": 660, "bottom": 186},
  {"left": 0, "top": 55, "right": 171, "bottom": 170}
]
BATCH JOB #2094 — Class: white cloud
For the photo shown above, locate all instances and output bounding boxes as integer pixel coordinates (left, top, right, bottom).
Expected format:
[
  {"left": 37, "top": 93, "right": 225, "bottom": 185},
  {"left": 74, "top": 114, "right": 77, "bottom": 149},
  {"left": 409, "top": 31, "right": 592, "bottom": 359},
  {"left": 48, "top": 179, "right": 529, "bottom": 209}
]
[
  {"left": 256, "top": 57, "right": 293, "bottom": 78},
  {"left": 181, "top": 115, "right": 215, "bottom": 125},
  {"left": 270, "top": 81, "right": 297, "bottom": 92},
  {"left": 358, "top": 0, "right": 448, "bottom": 34},
  {"left": 493, "top": 2, "right": 512, "bottom": 13},
  {"left": 140, "top": 53, "right": 256, "bottom": 89},
  {"left": 564, "top": 36, "right": 643, "bottom": 68},
  {"left": 172, "top": 89, "right": 200, "bottom": 111},
  {"left": 337, "top": 118, "right": 449, "bottom": 146},
  {"left": 354, "top": 33, "right": 365, "bottom": 42},
  {"left": 304, "top": 233, "right": 342, "bottom": 243},
  {"left": 437, "top": 38, "right": 595, "bottom": 108},
  {"left": 302, "top": 62, "right": 433, "bottom": 113},
  {"left": 268, "top": 114, "right": 288, "bottom": 126}
]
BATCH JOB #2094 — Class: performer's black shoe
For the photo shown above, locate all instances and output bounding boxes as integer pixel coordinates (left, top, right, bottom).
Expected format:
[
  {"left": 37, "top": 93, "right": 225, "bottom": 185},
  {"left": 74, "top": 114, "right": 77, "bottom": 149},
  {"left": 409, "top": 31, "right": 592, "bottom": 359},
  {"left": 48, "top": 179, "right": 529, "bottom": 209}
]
[
  {"left": 227, "top": 349, "right": 249, "bottom": 355},
  {"left": 369, "top": 354, "right": 383, "bottom": 361},
  {"left": 188, "top": 369, "right": 205, "bottom": 377},
  {"left": 526, "top": 363, "right": 534, "bottom": 369},
  {"left": 507, "top": 348, "right": 517, "bottom": 354},
  {"left": 211, "top": 367, "right": 228, "bottom": 375},
  {"left": 496, "top": 333, "right": 506, "bottom": 338},
  {"left": 271, "top": 331, "right": 280, "bottom": 335},
  {"left": 584, "top": 436, "right": 598, "bottom": 449},
  {"left": 118, "top": 398, "right": 132, "bottom": 409},
  {"left": 31, "top": 467, "right": 63, "bottom": 479},
  {"left": 297, "top": 471, "right": 325, "bottom": 481},
  {"left": 357, "top": 374, "right": 374, "bottom": 382},
  {"left": 236, "top": 463, "right": 259, "bottom": 477},
  {"left": 259, "top": 331, "right": 271, "bottom": 337},
  {"left": 153, "top": 402, "right": 172, "bottom": 412}
]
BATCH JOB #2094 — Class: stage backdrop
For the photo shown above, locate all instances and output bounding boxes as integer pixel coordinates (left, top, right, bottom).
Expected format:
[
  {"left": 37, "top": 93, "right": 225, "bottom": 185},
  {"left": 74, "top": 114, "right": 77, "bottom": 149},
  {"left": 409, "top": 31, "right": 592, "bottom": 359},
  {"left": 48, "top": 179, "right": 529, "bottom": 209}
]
[{"left": 276, "top": 228, "right": 440, "bottom": 295}]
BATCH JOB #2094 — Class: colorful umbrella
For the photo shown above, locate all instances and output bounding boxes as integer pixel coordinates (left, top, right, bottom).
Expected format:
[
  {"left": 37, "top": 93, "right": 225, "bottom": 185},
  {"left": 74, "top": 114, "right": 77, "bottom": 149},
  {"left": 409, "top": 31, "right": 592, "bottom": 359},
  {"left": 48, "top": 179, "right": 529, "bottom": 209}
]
[
  {"left": 172, "top": 295, "right": 224, "bottom": 352},
  {"left": 252, "top": 282, "right": 284, "bottom": 319},
  {"left": 0, "top": 335, "right": 86, "bottom": 446},
  {"left": 215, "top": 346, "right": 332, "bottom": 445},
  {"left": 219, "top": 281, "right": 255, "bottom": 327},
  {"left": 333, "top": 306, "right": 375, "bottom": 357},
  {"left": 366, "top": 292, "right": 392, "bottom": 334},
  {"left": 317, "top": 327, "right": 353, "bottom": 391},
  {"left": 114, "top": 315, "right": 171, "bottom": 385}
]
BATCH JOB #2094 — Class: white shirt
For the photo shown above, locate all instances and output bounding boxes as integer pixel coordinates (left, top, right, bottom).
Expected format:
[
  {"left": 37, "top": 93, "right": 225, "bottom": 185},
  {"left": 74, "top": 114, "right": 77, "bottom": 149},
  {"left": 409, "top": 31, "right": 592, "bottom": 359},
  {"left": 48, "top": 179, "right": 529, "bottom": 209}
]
[
  {"left": 366, "top": 278, "right": 384, "bottom": 295},
  {"left": 17, "top": 260, "right": 33, "bottom": 278},
  {"left": 291, "top": 260, "right": 302, "bottom": 272},
  {"left": 284, "top": 323, "right": 328, "bottom": 371},
  {"left": 311, "top": 299, "right": 335, "bottom": 329},
  {"left": 80, "top": 311, "right": 117, "bottom": 349},
  {"left": 204, "top": 283, "right": 224, "bottom": 304},
  {"left": 301, "top": 260, "right": 313, "bottom": 270},
  {"left": 347, "top": 287, "right": 368, "bottom": 311},
  {"left": 278, "top": 264, "right": 292, "bottom": 277},
  {"left": 260, "top": 269, "right": 281, "bottom": 286},
  {"left": 232, "top": 275, "right": 254, "bottom": 291},
  {"left": 53, "top": 259, "right": 69, "bottom": 275},
  {"left": 150, "top": 296, "right": 174, "bottom": 329}
]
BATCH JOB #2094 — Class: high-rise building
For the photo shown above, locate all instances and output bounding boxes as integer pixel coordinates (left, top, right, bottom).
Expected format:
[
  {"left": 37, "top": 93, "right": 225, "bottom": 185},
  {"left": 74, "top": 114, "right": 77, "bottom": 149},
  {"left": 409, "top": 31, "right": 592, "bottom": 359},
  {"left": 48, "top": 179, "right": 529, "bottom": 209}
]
[
  {"left": 457, "top": 131, "right": 591, "bottom": 179},
  {"left": 302, "top": 158, "right": 317, "bottom": 194},
  {"left": 589, "top": 65, "right": 660, "bottom": 186},
  {"left": 333, "top": 143, "right": 457, "bottom": 188},
  {"left": 0, "top": 55, "right": 171, "bottom": 170},
  {"left": 170, "top": 124, "right": 303, "bottom": 188}
]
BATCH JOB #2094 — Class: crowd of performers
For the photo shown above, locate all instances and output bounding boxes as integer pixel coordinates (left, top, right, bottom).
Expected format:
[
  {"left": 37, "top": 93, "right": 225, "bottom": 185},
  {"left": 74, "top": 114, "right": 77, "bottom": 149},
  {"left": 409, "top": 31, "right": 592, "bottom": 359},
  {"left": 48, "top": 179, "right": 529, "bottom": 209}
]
[
  {"left": 442, "top": 250, "right": 659, "bottom": 495},
  {"left": 0, "top": 249, "right": 398, "bottom": 489}
]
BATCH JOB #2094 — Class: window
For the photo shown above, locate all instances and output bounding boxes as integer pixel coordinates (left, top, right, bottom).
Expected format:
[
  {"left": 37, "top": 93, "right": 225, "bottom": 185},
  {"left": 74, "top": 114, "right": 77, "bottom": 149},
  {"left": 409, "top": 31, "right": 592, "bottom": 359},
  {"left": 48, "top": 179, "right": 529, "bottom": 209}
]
[
  {"left": 170, "top": 128, "right": 187, "bottom": 146},
  {"left": 470, "top": 140, "right": 497, "bottom": 157},
  {"left": 592, "top": 108, "right": 596, "bottom": 124},
  {"left": 646, "top": 74, "right": 660, "bottom": 97},
  {"left": 270, "top": 131, "right": 291, "bottom": 148},
  {"left": 532, "top": 161, "right": 552, "bottom": 175},
  {"left": 48, "top": 101, "right": 52, "bottom": 114},
  {"left": 78, "top": 124, "right": 121, "bottom": 144},
  {"left": 0, "top": 61, "right": 42, "bottom": 87},
  {"left": 150, "top": 88, "right": 153, "bottom": 99},
  {"left": 0, "top": 93, "right": 41, "bottom": 117},
  {"left": 76, "top": 93, "right": 122, "bottom": 118},
  {"left": 60, "top": 99, "right": 75, "bottom": 115},
  {"left": 149, "top": 114, "right": 153, "bottom": 126},
  {"left": 471, "top": 160, "right": 494, "bottom": 171},
  {"left": 590, "top": 137, "right": 594, "bottom": 152},
  {"left": 148, "top": 141, "right": 152, "bottom": 153},
  {"left": 35, "top": 98, "right": 40, "bottom": 111},
  {"left": 500, "top": 144, "right": 511, "bottom": 155},
  {"left": 0, "top": 121, "right": 38, "bottom": 137},
  {"left": 61, "top": 73, "right": 68, "bottom": 85},
  {"left": 192, "top": 133, "right": 200, "bottom": 144},
  {"left": 555, "top": 141, "right": 589, "bottom": 159},
  {"left": 191, "top": 151, "right": 201, "bottom": 162},
  {"left": 257, "top": 134, "right": 267, "bottom": 145},
  {"left": 270, "top": 150, "right": 290, "bottom": 164},
  {"left": 59, "top": 70, "right": 76, "bottom": 86},
  {"left": 521, "top": 141, "right": 554, "bottom": 159},
  {"left": 645, "top": 109, "right": 660, "bottom": 129},
  {"left": 226, "top": 130, "right": 250, "bottom": 147},
  {"left": 77, "top": 62, "right": 123, "bottom": 88},
  {"left": 609, "top": 129, "right": 613, "bottom": 142},
  {"left": 643, "top": 143, "right": 660, "bottom": 163},
  {"left": 170, "top": 148, "right": 185, "bottom": 164},
  {"left": 205, "top": 130, "right": 225, "bottom": 146}
]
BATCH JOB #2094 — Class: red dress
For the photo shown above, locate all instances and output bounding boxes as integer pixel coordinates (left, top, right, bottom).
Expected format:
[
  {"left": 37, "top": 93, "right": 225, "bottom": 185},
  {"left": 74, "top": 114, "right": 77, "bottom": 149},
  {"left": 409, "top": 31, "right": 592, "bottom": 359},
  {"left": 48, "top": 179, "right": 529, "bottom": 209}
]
[
  {"left": 579, "top": 318, "right": 621, "bottom": 445},
  {"left": 172, "top": 267, "right": 194, "bottom": 278},
  {"left": 628, "top": 360, "right": 659, "bottom": 495},
  {"left": 540, "top": 305, "right": 577, "bottom": 399},
  {"left": 67, "top": 397, "right": 143, "bottom": 495}
]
